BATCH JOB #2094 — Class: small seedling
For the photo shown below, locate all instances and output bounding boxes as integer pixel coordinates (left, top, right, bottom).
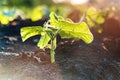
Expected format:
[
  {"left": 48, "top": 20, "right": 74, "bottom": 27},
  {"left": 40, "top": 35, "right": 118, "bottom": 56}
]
[{"left": 20, "top": 12, "right": 93, "bottom": 63}]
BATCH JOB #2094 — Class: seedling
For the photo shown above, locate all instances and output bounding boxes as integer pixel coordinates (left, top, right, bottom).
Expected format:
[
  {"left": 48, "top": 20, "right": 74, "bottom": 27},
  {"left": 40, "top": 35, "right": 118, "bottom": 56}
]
[{"left": 20, "top": 12, "right": 93, "bottom": 63}]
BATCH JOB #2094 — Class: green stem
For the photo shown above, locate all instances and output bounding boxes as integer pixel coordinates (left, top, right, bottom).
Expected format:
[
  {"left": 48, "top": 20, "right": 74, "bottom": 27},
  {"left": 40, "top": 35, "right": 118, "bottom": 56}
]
[{"left": 50, "top": 40, "right": 55, "bottom": 63}]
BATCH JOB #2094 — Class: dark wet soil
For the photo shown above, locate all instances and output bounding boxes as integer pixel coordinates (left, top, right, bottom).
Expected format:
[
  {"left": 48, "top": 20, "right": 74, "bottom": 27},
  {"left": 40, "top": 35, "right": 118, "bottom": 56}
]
[
  {"left": 0, "top": 53, "right": 63, "bottom": 80},
  {"left": 56, "top": 39, "right": 120, "bottom": 80},
  {"left": 0, "top": 36, "right": 63, "bottom": 80},
  {"left": 0, "top": 34, "right": 119, "bottom": 80}
]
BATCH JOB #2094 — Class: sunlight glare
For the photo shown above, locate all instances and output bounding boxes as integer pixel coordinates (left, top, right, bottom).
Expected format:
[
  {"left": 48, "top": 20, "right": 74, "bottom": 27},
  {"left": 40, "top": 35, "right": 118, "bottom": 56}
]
[
  {"left": 70, "top": 0, "right": 89, "bottom": 5},
  {"left": 53, "top": 0, "right": 89, "bottom": 4}
]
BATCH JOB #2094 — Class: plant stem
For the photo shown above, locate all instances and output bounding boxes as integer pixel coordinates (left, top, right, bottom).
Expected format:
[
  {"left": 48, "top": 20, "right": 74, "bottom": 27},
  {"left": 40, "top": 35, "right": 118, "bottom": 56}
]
[{"left": 50, "top": 39, "right": 55, "bottom": 63}]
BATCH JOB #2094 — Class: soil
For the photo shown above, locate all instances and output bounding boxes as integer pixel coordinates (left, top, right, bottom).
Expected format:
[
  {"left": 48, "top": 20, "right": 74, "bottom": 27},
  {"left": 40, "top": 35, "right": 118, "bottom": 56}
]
[
  {"left": 0, "top": 34, "right": 119, "bottom": 80},
  {"left": 56, "top": 38, "right": 120, "bottom": 80},
  {"left": 0, "top": 38, "right": 63, "bottom": 80},
  {"left": 0, "top": 53, "right": 63, "bottom": 80}
]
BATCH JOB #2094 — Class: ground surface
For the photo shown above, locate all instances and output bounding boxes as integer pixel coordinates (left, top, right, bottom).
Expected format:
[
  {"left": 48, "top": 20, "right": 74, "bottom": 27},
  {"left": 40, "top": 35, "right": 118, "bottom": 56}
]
[{"left": 0, "top": 33, "right": 119, "bottom": 80}]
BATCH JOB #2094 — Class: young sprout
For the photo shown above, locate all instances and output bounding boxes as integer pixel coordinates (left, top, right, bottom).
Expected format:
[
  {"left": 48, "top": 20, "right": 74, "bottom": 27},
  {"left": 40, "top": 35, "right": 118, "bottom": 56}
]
[{"left": 20, "top": 12, "right": 93, "bottom": 63}]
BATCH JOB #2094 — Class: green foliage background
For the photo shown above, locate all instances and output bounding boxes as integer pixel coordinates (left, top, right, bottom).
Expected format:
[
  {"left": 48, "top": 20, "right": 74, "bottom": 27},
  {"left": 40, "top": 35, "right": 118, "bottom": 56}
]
[{"left": 0, "top": 0, "right": 54, "bottom": 7}]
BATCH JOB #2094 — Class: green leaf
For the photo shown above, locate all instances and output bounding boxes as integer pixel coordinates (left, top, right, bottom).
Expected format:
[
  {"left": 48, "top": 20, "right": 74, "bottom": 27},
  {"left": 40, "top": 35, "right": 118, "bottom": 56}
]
[
  {"left": 20, "top": 26, "right": 43, "bottom": 42},
  {"left": 49, "top": 12, "right": 93, "bottom": 44},
  {"left": 65, "top": 18, "right": 73, "bottom": 23},
  {"left": 57, "top": 16, "right": 64, "bottom": 21},
  {"left": 59, "top": 22, "right": 93, "bottom": 44},
  {"left": 37, "top": 32, "right": 50, "bottom": 49},
  {"left": 57, "top": 16, "right": 73, "bottom": 23},
  {"left": 49, "top": 12, "right": 73, "bottom": 28},
  {"left": 49, "top": 12, "right": 59, "bottom": 28}
]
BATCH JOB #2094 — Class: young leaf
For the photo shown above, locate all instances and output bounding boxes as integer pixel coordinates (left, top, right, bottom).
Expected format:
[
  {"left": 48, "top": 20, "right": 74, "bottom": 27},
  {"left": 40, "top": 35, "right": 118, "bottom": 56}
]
[
  {"left": 49, "top": 12, "right": 93, "bottom": 44},
  {"left": 20, "top": 26, "right": 43, "bottom": 42},
  {"left": 59, "top": 22, "right": 93, "bottom": 44},
  {"left": 37, "top": 32, "right": 50, "bottom": 49},
  {"left": 57, "top": 16, "right": 64, "bottom": 21},
  {"left": 49, "top": 12, "right": 59, "bottom": 28}
]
